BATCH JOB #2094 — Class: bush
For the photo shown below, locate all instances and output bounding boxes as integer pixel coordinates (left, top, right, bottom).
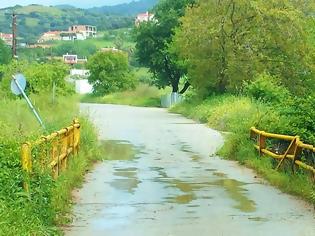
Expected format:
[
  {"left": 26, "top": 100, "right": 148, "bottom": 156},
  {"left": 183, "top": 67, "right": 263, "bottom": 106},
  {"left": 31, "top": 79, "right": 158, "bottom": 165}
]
[
  {"left": 87, "top": 51, "right": 137, "bottom": 96},
  {"left": 244, "top": 73, "right": 289, "bottom": 104}
]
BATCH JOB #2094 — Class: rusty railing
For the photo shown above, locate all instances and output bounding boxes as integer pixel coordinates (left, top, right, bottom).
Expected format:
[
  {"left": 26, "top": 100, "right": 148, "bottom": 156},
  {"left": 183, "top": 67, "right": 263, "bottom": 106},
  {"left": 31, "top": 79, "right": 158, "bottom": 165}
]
[
  {"left": 250, "top": 127, "right": 315, "bottom": 175},
  {"left": 21, "top": 119, "right": 81, "bottom": 191}
]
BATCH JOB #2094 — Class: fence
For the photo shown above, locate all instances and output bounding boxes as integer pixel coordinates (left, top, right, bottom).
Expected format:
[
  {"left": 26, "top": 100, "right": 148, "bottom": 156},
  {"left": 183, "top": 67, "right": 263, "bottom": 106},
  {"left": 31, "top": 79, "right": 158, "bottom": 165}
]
[
  {"left": 250, "top": 127, "right": 315, "bottom": 175},
  {"left": 161, "top": 92, "right": 184, "bottom": 108},
  {"left": 21, "top": 119, "right": 81, "bottom": 191}
]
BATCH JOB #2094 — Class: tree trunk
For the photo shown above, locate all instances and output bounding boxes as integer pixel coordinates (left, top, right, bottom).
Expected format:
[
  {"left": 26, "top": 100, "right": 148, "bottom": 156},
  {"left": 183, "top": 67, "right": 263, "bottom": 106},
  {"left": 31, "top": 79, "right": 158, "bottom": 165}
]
[
  {"left": 179, "top": 81, "right": 191, "bottom": 94},
  {"left": 172, "top": 82, "right": 179, "bottom": 93}
]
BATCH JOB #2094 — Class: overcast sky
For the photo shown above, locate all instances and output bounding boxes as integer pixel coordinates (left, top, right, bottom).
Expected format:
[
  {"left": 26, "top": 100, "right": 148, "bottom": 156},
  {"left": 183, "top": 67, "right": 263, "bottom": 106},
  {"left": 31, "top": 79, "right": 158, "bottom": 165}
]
[{"left": 1, "top": 0, "right": 134, "bottom": 9}]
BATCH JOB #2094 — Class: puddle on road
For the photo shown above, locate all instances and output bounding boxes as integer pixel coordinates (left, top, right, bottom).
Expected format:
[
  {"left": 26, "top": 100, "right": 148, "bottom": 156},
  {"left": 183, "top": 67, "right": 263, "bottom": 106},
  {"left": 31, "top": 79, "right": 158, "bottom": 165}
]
[
  {"left": 191, "top": 154, "right": 201, "bottom": 162},
  {"left": 101, "top": 140, "right": 137, "bottom": 161},
  {"left": 102, "top": 140, "right": 140, "bottom": 194},
  {"left": 156, "top": 171, "right": 256, "bottom": 213},
  {"left": 248, "top": 216, "right": 268, "bottom": 222},
  {"left": 111, "top": 168, "right": 140, "bottom": 194},
  {"left": 102, "top": 140, "right": 256, "bottom": 212},
  {"left": 212, "top": 178, "right": 256, "bottom": 213}
]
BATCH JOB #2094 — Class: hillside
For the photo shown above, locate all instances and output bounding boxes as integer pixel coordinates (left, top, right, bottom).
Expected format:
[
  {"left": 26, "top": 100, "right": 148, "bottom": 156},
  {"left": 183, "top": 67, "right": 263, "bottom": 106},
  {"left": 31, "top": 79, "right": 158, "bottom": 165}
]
[
  {"left": 89, "top": 0, "right": 158, "bottom": 16},
  {"left": 0, "top": 0, "right": 157, "bottom": 43}
]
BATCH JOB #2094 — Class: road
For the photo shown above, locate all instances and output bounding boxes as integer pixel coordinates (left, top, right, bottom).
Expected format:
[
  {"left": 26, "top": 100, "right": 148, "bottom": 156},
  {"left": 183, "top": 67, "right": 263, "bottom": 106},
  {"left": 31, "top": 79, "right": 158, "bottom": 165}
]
[{"left": 65, "top": 104, "right": 315, "bottom": 236}]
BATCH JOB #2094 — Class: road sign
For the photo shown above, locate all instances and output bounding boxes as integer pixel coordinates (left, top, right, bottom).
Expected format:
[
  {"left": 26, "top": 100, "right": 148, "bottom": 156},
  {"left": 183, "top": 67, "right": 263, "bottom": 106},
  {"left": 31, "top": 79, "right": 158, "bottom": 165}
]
[
  {"left": 11, "top": 73, "right": 26, "bottom": 95},
  {"left": 11, "top": 74, "right": 46, "bottom": 130}
]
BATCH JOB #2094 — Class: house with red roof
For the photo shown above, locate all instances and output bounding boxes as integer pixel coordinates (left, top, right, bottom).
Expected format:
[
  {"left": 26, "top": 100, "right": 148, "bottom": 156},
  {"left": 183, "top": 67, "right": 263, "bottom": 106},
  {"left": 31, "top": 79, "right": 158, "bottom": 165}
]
[
  {"left": 135, "top": 12, "right": 155, "bottom": 26},
  {"left": 0, "top": 33, "right": 13, "bottom": 46}
]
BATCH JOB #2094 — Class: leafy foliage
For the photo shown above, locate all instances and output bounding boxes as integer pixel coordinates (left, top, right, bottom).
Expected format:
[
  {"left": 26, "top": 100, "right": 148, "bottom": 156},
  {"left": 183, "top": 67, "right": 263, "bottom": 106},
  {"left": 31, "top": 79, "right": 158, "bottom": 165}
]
[
  {"left": 134, "top": 0, "right": 195, "bottom": 92},
  {"left": 244, "top": 73, "right": 289, "bottom": 103},
  {"left": 87, "top": 51, "right": 136, "bottom": 95},
  {"left": 53, "top": 41, "right": 97, "bottom": 57},
  {"left": 0, "top": 39, "right": 11, "bottom": 65},
  {"left": 0, "top": 60, "right": 73, "bottom": 99},
  {"left": 173, "top": 0, "right": 315, "bottom": 95}
]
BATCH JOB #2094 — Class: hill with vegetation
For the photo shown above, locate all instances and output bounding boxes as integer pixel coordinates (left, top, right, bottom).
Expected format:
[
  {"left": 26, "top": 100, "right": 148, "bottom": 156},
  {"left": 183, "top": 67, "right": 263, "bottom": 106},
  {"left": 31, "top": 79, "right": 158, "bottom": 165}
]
[
  {"left": 88, "top": 0, "right": 158, "bottom": 16},
  {"left": 0, "top": 0, "right": 157, "bottom": 44}
]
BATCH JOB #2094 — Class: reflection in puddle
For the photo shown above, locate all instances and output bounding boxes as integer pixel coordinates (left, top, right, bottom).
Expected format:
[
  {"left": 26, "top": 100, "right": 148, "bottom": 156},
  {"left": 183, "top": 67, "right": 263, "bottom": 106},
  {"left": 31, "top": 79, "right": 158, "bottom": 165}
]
[
  {"left": 248, "top": 216, "right": 268, "bottom": 222},
  {"left": 166, "top": 194, "right": 196, "bottom": 204},
  {"left": 213, "top": 172, "right": 228, "bottom": 178},
  {"left": 180, "top": 144, "right": 194, "bottom": 153},
  {"left": 101, "top": 140, "right": 137, "bottom": 160},
  {"left": 111, "top": 168, "right": 140, "bottom": 194},
  {"left": 156, "top": 171, "right": 256, "bottom": 212},
  {"left": 212, "top": 179, "right": 256, "bottom": 213},
  {"left": 191, "top": 155, "right": 201, "bottom": 162}
]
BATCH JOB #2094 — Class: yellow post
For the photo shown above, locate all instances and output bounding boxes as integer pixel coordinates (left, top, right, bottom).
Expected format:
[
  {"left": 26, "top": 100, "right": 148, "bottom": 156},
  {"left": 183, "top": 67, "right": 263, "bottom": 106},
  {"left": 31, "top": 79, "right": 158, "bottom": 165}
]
[
  {"left": 21, "top": 142, "right": 32, "bottom": 192},
  {"left": 73, "top": 119, "right": 80, "bottom": 154}
]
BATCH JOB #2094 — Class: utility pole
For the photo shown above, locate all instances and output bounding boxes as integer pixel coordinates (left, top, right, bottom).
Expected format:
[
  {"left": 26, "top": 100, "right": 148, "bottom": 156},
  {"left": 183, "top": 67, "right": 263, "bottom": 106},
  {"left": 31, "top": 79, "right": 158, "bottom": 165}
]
[{"left": 12, "top": 12, "right": 17, "bottom": 59}]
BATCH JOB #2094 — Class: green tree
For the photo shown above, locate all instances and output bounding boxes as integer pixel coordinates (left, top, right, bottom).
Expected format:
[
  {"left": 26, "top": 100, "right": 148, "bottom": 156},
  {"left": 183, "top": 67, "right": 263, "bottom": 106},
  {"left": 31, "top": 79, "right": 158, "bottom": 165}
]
[
  {"left": 0, "top": 60, "right": 71, "bottom": 98},
  {"left": 134, "top": 0, "right": 195, "bottom": 93},
  {"left": 53, "top": 41, "right": 97, "bottom": 57},
  {"left": 0, "top": 39, "right": 11, "bottom": 65},
  {"left": 173, "top": 0, "right": 315, "bottom": 95},
  {"left": 87, "top": 51, "right": 136, "bottom": 95}
]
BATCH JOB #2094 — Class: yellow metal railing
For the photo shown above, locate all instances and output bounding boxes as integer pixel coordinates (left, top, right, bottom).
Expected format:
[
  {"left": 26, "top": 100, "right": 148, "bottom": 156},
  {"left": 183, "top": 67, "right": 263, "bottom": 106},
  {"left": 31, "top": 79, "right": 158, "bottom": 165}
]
[
  {"left": 21, "top": 119, "right": 81, "bottom": 191},
  {"left": 250, "top": 127, "right": 315, "bottom": 174}
]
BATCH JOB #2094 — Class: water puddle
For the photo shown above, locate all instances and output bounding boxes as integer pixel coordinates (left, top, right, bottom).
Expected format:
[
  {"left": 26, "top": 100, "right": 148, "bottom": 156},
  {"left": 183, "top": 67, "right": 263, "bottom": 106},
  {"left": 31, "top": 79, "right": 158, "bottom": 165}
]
[
  {"left": 191, "top": 154, "right": 201, "bottom": 162},
  {"left": 110, "top": 168, "right": 140, "bottom": 194},
  {"left": 101, "top": 140, "right": 141, "bottom": 193},
  {"left": 180, "top": 144, "right": 194, "bottom": 153},
  {"left": 211, "top": 179, "right": 256, "bottom": 213},
  {"left": 248, "top": 216, "right": 268, "bottom": 222},
  {"left": 101, "top": 140, "right": 138, "bottom": 161},
  {"left": 156, "top": 172, "right": 256, "bottom": 212}
]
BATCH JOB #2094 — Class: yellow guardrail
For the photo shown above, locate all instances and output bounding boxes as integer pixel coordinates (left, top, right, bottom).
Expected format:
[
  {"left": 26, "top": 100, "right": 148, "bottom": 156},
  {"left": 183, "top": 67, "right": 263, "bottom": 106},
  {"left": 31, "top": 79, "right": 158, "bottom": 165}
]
[
  {"left": 250, "top": 127, "right": 315, "bottom": 175},
  {"left": 21, "top": 119, "right": 81, "bottom": 191}
]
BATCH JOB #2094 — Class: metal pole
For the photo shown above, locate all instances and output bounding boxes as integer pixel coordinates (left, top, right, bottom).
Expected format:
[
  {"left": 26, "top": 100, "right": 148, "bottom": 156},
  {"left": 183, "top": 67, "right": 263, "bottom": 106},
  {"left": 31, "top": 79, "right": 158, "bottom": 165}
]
[
  {"left": 12, "top": 12, "right": 17, "bottom": 59},
  {"left": 12, "top": 76, "right": 46, "bottom": 130}
]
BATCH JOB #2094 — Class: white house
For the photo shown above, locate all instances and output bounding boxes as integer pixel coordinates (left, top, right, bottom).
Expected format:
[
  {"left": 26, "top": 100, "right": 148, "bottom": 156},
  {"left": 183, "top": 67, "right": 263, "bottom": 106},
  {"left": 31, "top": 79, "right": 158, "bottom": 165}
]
[{"left": 135, "top": 12, "right": 155, "bottom": 26}]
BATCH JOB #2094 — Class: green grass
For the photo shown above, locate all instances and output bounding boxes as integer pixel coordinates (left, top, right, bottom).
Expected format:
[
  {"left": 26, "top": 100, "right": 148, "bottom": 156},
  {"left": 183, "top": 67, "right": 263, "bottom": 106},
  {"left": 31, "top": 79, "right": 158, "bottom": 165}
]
[
  {"left": 25, "top": 17, "right": 40, "bottom": 27},
  {"left": 171, "top": 95, "right": 315, "bottom": 205},
  {"left": 0, "top": 94, "right": 104, "bottom": 235},
  {"left": 81, "top": 85, "right": 165, "bottom": 107},
  {"left": 16, "top": 5, "right": 63, "bottom": 15}
]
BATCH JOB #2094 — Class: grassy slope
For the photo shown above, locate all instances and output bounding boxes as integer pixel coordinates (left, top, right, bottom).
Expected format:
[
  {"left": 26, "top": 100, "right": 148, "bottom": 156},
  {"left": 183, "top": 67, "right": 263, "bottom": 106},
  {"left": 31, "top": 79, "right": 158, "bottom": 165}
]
[
  {"left": 0, "top": 95, "right": 104, "bottom": 235},
  {"left": 171, "top": 95, "right": 315, "bottom": 205},
  {"left": 81, "top": 84, "right": 164, "bottom": 107},
  {"left": 16, "top": 5, "right": 63, "bottom": 15}
]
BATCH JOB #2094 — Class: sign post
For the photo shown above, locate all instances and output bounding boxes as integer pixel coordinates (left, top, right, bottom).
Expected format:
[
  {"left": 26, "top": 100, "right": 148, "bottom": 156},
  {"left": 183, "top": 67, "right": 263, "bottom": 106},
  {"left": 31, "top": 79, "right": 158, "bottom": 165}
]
[{"left": 11, "top": 74, "right": 46, "bottom": 130}]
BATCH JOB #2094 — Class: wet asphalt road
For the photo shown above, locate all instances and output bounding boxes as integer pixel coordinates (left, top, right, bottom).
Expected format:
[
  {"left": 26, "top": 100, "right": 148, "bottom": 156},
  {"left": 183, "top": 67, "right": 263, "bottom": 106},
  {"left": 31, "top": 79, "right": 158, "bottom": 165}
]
[{"left": 65, "top": 104, "right": 315, "bottom": 236}]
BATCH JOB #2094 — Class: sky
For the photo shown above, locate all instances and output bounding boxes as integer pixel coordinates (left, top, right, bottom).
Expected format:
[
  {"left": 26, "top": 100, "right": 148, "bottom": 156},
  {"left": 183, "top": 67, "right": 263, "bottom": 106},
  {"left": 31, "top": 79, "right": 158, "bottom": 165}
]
[{"left": 1, "top": 0, "right": 134, "bottom": 9}]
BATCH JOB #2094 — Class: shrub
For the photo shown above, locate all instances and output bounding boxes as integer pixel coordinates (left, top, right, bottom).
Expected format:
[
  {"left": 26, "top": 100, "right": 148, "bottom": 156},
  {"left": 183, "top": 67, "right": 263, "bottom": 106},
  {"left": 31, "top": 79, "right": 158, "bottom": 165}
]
[
  {"left": 244, "top": 73, "right": 289, "bottom": 104},
  {"left": 87, "top": 51, "right": 137, "bottom": 96}
]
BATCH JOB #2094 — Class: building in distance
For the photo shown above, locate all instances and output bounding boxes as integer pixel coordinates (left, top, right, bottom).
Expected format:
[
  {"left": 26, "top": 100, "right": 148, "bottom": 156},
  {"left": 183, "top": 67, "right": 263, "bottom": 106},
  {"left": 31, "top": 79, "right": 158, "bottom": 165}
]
[
  {"left": 37, "top": 31, "right": 61, "bottom": 43},
  {"left": 0, "top": 32, "right": 13, "bottom": 46},
  {"left": 38, "top": 25, "right": 97, "bottom": 43},
  {"left": 135, "top": 12, "right": 155, "bottom": 26},
  {"left": 68, "top": 25, "right": 97, "bottom": 38}
]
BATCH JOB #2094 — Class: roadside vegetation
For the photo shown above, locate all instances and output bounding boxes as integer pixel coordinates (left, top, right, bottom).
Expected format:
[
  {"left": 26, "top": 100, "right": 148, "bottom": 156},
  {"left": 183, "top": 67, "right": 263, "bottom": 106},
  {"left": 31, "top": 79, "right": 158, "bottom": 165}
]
[
  {"left": 133, "top": 0, "right": 315, "bottom": 204},
  {"left": 81, "top": 84, "right": 163, "bottom": 107},
  {"left": 0, "top": 60, "right": 104, "bottom": 235}
]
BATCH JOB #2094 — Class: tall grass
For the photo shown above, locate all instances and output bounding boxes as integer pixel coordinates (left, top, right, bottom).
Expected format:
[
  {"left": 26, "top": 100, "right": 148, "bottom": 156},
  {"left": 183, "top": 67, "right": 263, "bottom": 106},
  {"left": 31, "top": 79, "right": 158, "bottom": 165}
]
[
  {"left": 81, "top": 84, "right": 164, "bottom": 107},
  {"left": 0, "top": 94, "right": 103, "bottom": 235},
  {"left": 171, "top": 95, "right": 315, "bottom": 205}
]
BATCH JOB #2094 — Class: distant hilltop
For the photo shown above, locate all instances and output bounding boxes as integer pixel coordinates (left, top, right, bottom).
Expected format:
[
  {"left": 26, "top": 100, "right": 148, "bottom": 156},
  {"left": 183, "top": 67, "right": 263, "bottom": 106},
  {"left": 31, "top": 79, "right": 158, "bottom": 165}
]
[
  {"left": 0, "top": 0, "right": 158, "bottom": 15},
  {"left": 0, "top": 0, "right": 158, "bottom": 43}
]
